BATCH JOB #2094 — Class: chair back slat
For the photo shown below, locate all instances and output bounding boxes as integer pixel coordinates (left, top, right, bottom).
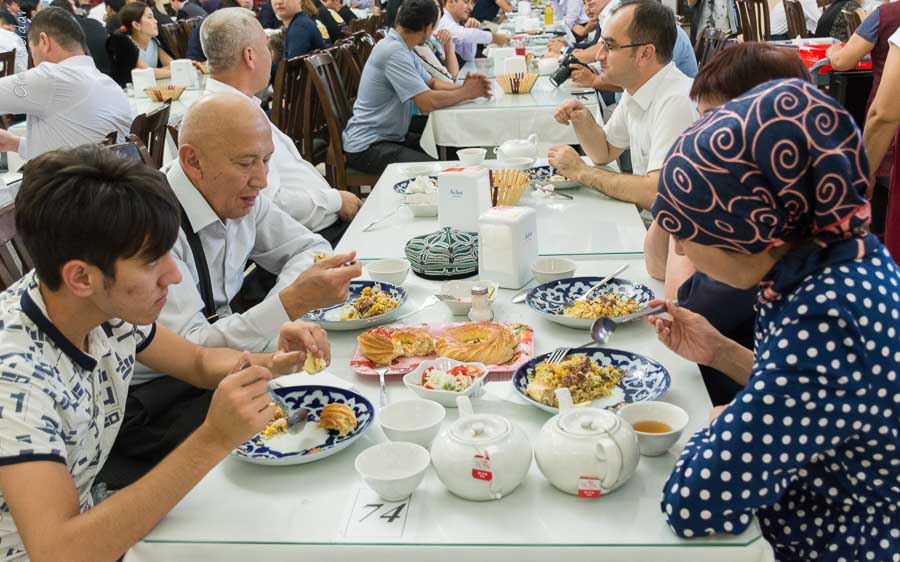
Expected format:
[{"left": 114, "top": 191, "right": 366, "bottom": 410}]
[
  {"left": 0, "top": 204, "right": 33, "bottom": 290},
  {"left": 842, "top": 7, "right": 863, "bottom": 38},
  {"left": 108, "top": 134, "right": 157, "bottom": 168},
  {"left": 330, "top": 43, "right": 361, "bottom": 104},
  {"left": 736, "top": 0, "right": 771, "bottom": 41},
  {"left": 303, "top": 52, "right": 354, "bottom": 185},
  {"left": 0, "top": 49, "right": 15, "bottom": 78},
  {"left": 160, "top": 23, "right": 185, "bottom": 58},
  {"left": 784, "top": 0, "right": 808, "bottom": 39},
  {"left": 129, "top": 101, "right": 171, "bottom": 169},
  {"left": 694, "top": 28, "right": 733, "bottom": 69}
]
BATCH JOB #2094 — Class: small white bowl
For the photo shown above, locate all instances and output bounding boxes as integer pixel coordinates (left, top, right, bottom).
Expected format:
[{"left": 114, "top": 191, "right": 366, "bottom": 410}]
[
  {"left": 458, "top": 148, "right": 487, "bottom": 166},
  {"left": 498, "top": 157, "right": 535, "bottom": 171},
  {"left": 402, "top": 358, "right": 489, "bottom": 407},
  {"left": 619, "top": 401, "right": 690, "bottom": 457},
  {"left": 531, "top": 256, "right": 576, "bottom": 284},
  {"left": 438, "top": 280, "right": 499, "bottom": 315},
  {"left": 367, "top": 258, "right": 410, "bottom": 286},
  {"left": 380, "top": 399, "right": 446, "bottom": 448},
  {"left": 354, "top": 442, "right": 431, "bottom": 501},
  {"left": 398, "top": 162, "right": 442, "bottom": 179}
]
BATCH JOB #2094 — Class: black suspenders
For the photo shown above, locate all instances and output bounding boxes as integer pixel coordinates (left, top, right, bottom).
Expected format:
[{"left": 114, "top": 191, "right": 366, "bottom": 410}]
[{"left": 178, "top": 204, "right": 219, "bottom": 324}]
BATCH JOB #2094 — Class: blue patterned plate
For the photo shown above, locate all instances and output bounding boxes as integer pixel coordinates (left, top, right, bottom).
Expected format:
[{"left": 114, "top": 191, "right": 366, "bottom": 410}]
[
  {"left": 393, "top": 175, "right": 438, "bottom": 194},
  {"left": 526, "top": 276, "right": 655, "bottom": 329},
  {"left": 512, "top": 348, "right": 671, "bottom": 414},
  {"left": 303, "top": 281, "right": 407, "bottom": 331},
  {"left": 529, "top": 165, "right": 579, "bottom": 189},
  {"left": 232, "top": 385, "right": 374, "bottom": 466}
]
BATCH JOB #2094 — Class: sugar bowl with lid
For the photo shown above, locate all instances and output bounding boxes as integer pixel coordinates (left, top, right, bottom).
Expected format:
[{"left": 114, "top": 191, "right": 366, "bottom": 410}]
[
  {"left": 430, "top": 396, "right": 532, "bottom": 501},
  {"left": 535, "top": 388, "right": 640, "bottom": 497}
]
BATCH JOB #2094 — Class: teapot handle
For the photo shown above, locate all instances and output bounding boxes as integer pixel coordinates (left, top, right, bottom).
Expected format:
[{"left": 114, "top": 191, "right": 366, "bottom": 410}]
[
  {"left": 594, "top": 437, "right": 622, "bottom": 492},
  {"left": 554, "top": 387, "right": 574, "bottom": 413},
  {"left": 456, "top": 395, "right": 475, "bottom": 417},
  {"left": 492, "top": 146, "right": 501, "bottom": 156},
  {"left": 527, "top": 133, "right": 538, "bottom": 145}
]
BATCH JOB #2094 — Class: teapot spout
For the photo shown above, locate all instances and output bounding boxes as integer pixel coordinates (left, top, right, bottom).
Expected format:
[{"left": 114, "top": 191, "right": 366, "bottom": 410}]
[
  {"left": 456, "top": 395, "right": 475, "bottom": 417},
  {"left": 554, "top": 387, "right": 574, "bottom": 412}
]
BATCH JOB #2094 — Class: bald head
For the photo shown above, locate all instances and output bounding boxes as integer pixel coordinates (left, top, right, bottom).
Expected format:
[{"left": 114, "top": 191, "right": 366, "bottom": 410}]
[{"left": 178, "top": 93, "right": 275, "bottom": 220}]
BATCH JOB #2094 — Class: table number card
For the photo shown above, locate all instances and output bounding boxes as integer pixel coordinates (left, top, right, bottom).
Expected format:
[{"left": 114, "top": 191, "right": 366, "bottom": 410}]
[{"left": 344, "top": 487, "right": 415, "bottom": 539}]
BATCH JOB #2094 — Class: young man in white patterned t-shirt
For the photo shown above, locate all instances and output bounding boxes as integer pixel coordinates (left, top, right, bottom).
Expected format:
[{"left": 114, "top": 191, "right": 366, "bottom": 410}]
[{"left": 0, "top": 145, "right": 331, "bottom": 562}]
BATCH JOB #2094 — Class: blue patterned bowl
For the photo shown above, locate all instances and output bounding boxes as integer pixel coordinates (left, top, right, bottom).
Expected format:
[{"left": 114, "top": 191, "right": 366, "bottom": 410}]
[
  {"left": 529, "top": 165, "right": 579, "bottom": 189},
  {"left": 303, "top": 281, "right": 407, "bottom": 331},
  {"left": 512, "top": 348, "right": 671, "bottom": 414},
  {"left": 393, "top": 175, "right": 438, "bottom": 194},
  {"left": 526, "top": 276, "right": 655, "bottom": 329},
  {"left": 232, "top": 385, "right": 374, "bottom": 466}
]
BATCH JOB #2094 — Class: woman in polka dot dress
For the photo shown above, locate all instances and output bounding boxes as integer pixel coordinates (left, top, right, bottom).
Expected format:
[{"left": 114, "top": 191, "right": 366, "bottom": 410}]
[{"left": 649, "top": 79, "right": 900, "bottom": 562}]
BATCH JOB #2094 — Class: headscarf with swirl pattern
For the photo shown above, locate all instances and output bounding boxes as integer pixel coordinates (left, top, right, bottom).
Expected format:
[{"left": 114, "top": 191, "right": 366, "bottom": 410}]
[{"left": 652, "top": 79, "right": 871, "bottom": 256}]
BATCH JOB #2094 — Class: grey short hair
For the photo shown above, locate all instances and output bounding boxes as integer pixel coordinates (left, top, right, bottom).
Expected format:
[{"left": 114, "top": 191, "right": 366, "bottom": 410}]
[{"left": 200, "top": 7, "right": 262, "bottom": 73}]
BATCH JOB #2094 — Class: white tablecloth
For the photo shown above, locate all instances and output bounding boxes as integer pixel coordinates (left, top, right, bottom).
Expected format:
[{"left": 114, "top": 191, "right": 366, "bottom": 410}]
[
  {"left": 126, "top": 162, "right": 772, "bottom": 562},
  {"left": 420, "top": 71, "right": 600, "bottom": 158}
]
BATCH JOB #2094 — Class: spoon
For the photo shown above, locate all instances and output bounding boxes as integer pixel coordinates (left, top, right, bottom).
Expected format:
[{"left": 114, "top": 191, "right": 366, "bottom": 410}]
[
  {"left": 588, "top": 303, "right": 668, "bottom": 345},
  {"left": 562, "top": 264, "right": 629, "bottom": 309}
]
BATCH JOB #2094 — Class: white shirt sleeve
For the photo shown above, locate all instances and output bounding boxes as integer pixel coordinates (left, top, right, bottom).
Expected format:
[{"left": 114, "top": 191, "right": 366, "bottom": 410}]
[
  {"left": 157, "top": 235, "right": 292, "bottom": 351},
  {"left": 248, "top": 194, "right": 333, "bottom": 296},
  {"left": 0, "top": 65, "right": 53, "bottom": 117},
  {"left": 645, "top": 95, "right": 699, "bottom": 173},
  {"left": 266, "top": 128, "right": 343, "bottom": 232},
  {"left": 437, "top": 13, "right": 492, "bottom": 61}
]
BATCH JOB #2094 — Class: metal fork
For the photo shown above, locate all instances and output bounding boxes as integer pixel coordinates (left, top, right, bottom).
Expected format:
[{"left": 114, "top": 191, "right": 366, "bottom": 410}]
[
  {"left": 375, "top": 365, "right": 389, "bottom": 408},
  {"left": 546, "top": 346, "right": 571, "bottom": 365}
]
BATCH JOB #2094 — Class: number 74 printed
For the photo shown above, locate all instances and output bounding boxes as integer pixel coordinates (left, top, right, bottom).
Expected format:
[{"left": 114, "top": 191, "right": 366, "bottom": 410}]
[{"left": 344, "top": 487, "right": 416, "bottom": 539}]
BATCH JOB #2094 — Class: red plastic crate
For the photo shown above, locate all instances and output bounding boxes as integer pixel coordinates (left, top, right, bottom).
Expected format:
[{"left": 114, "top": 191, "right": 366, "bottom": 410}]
[{"left": 798, "top": 43, "right": 873, "bottom": 74}]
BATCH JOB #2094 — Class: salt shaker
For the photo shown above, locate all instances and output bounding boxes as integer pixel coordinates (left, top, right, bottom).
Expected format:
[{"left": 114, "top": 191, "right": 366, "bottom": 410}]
[{"left": 468, "top": 285, "right": 493, "bottom": 322}]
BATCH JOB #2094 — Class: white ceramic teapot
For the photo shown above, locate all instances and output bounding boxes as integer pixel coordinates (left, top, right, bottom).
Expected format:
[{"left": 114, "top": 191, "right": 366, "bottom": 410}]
[
  {"left": 430, "top": 396, "right": 532, "bottom": 501},
  {"left": 535, "top": 388, "right": 639, "bottom": 497},
  {"left": 493, "top": 134, "right": 538, "bottom": 163}
]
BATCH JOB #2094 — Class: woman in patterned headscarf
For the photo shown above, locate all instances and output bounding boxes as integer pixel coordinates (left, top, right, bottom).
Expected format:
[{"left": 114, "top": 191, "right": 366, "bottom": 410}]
[{"left": 650, "top": 79, "right": 900, "bottom": 562}]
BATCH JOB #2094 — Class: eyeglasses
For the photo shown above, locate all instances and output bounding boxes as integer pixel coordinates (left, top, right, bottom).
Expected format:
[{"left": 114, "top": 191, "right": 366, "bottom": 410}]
[{"left": 597, "top": 38, "right": 651, "bottom": 52}]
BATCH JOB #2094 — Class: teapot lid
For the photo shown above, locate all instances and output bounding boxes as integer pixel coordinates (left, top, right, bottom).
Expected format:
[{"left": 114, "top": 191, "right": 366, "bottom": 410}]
[
  {"left": 451, "top": 414, "right": 511, "bottom": 445},
  {"left": 557, "top": 408, "right": 620, "bottom": 436}
]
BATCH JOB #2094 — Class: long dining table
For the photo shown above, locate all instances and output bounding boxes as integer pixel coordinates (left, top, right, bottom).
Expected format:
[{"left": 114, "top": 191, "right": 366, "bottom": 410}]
[{"left": 125, "top": 162, "right": 774, "bottom": 562}]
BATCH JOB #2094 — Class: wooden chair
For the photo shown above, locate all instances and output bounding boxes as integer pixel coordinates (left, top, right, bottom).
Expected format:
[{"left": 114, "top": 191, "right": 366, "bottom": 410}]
[
  {"left": 331, "top": 42, "right": 361, "bottom": 104},
  {"left": 177, "top": 16, "right": 203, "bottom": 54},
  {"left": 842, "top": 7, "right": 863, "bottom": 38},
  {"left": 352, "top": 32, "right": 376, "bottom": 65},
  {"left": 365, "top": 14, "right": 380, "bottom": 36},
  {"left": 108, "top": 134, "right": 158, "bottom": 168},
  {"left": 693, "top": 28, "right": 733, "bottom": 69},
  {"left": 736, "top": 0, "right": 771, "bottom": 41},
  {"left": 349, "top": 17, "right": 369, "bottom": 33},
  {"left": 0, "top": 203, "right": 34, "bottom": 290},
  {"left": 160, "top": 23, "right": 185, "bottom": 59},
  {"left": 167, "top": 123, "right": 180, "bottom": 146},
  {"left": 303, "top": 52, "right": 377, "bottom": 195},
  {"left": 784, "top": 0, "right": 808, "bottom": 38},
  {"left": 374, "top": 28, "right": 387, "bottom": 41},
  {"left": 129, "top": 101, "right": 172, "bottom": 169},
  {"left": 0, "top": 49, "right": 15, "bottom": 77},
  {"left": 272, "top": 54, "right": 321, "bottom": 162}
]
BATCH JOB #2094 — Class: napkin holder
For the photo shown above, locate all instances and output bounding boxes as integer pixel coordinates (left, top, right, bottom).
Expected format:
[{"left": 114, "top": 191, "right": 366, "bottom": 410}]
[
  {"left": 169, "top": 59, "right": 197, "bottom": 87},
  {"left": 478, "top": 206, "right": 538, "bottom": 289},
  {"left": 502, "top": 55, "right": 527, "bottom": 74},
  {"left": 438, "top": 166, "right": 492, "bottom": 233},
  {"left": 131, "top": 68, "right": 156, "bottom": 98}
]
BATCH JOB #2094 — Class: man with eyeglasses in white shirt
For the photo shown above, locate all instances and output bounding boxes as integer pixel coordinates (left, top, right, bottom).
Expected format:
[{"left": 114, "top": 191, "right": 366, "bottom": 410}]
[{"left": 548, "top": 0, "right": 697, "bottom": 210}]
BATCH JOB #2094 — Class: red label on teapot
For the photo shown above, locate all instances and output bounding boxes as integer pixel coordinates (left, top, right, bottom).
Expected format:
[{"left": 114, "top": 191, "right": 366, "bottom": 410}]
[
  {"left": 577, "top": 476, "right": 602, "bottom": 498},
  {"left": 472, "top": 454, "right": 493, "bottom": 481}
]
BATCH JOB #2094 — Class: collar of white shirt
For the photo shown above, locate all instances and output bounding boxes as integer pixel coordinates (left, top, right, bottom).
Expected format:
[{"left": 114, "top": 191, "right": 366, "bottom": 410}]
[
  {"left": 627, "top": 62, "right": 679, "bottom": 112},
  {"left": 165, "top": 158, "right": 221, "bottom": 233},
  {"left": 204, "top": 77, "right": 263, "bottom": 106},
  {"left": 57, "top": 54, "right": 100, "bottom": 71}
]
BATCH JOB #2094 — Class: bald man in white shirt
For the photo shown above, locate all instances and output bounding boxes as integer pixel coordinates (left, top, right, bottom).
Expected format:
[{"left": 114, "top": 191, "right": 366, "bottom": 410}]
[{"left": 199, "top": 7, "right": 361, "bottom": 245}]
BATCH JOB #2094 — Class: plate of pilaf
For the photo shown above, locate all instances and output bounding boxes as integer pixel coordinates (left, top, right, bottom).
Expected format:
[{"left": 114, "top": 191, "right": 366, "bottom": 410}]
[
  {"left": 525, "top": 276, "right": 655, "bottom": 329},
  {"left": 303, "top": 281, "right": 407, "bottom": 331},
  {"left": 512, "top": 348, "right": 671, "bottom": 414}
]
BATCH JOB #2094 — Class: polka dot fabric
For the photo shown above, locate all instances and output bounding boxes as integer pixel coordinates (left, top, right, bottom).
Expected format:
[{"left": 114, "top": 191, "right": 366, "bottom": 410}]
[{"left": 661, "top": 244, "right": 900, "bottom": 562}]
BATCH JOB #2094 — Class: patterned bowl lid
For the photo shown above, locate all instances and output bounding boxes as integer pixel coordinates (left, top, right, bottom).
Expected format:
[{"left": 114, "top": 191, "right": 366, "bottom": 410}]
[{"left": 404, "top": 227, "right": 479, "bottom": 280}]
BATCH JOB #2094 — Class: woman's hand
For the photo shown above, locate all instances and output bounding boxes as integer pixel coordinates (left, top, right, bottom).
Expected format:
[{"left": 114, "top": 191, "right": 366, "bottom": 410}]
[{"left": 647, "top": 299, "right": 725, "bottom": 366}]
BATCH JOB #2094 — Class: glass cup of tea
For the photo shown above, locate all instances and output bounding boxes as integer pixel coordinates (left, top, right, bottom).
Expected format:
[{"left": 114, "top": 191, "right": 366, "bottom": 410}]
[{"left": 513, "top": 36, "right": 527, "bottom": 57}]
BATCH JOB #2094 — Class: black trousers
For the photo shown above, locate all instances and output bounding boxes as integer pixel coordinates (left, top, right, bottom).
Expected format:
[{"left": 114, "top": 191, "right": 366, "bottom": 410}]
[
  {"left": 98, "top": 377, "right": 212, "bottom": 489},
  {"left": 345, "top": 115, "right": 434, "bottom": 175}
]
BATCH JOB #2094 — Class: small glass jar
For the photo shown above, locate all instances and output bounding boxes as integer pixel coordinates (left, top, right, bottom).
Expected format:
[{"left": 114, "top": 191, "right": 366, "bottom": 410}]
[{"left": 468, "top": 285, "right": 493, "bottom": 322}]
